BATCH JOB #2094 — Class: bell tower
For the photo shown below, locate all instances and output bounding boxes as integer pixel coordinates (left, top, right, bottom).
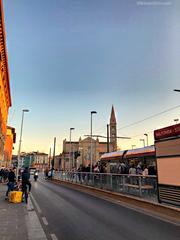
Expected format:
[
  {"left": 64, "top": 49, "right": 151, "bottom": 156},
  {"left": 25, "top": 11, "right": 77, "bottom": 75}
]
[{"left": 110, "top": 105, "right": 117, "bottom": 151}]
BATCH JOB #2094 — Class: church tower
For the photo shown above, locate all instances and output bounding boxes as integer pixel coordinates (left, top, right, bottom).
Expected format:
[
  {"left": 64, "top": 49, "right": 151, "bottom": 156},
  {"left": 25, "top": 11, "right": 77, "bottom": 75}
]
[{"left": 110, "top": 105, "right": 117, "bottom": 151}]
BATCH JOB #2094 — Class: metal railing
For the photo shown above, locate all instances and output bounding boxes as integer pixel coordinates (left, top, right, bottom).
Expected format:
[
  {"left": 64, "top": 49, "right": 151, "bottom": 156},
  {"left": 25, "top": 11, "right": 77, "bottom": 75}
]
[{"left": 53, "top": 171, "right": 158, "bottom": 201}]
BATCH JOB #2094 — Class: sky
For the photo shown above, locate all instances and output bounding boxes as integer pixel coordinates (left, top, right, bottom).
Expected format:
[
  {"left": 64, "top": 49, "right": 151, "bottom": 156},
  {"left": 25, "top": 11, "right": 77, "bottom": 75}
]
[{"left": 3, "top": 0, "right": 180, "bottom": 154}]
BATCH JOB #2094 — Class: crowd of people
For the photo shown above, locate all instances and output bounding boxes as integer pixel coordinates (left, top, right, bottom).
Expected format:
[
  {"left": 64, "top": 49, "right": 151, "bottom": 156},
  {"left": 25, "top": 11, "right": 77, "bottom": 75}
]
[
  {"left": 0, "top": 168, "right": 10, "bottom": 183},
  {"left": 75, "top": 161, "right": 157, "bottom": 176},
  {"left": 0, "top": 167, "right": 32, "bottom": 203}
]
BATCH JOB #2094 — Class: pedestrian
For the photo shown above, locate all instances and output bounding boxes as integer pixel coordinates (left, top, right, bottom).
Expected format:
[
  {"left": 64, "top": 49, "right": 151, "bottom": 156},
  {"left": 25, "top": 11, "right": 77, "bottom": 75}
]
[
  {"left": 44, "top": 168, "right": 49, "bottom": 179},
  {"left": 136, "top": 162, "right": 143, "bottom": 175},
  {"left": 143, "top": 165, "right": 149, "bottom": 176},
  {"left": 129, "top": 164, "right": 136, "bottom": 184},
  {"left": 119, "top": 162, "right": 126, "bottom": 174},
  {"left": 22, "top": 167, "right": 31, "bottom": 203},
  {"left": 129, "top": 164, "right": 136, "bottom": 175},
  {"left": 142, "top": 165, "right": 149, "bottom": 185},
  {"left": 0, "top": 168, "right": 3, "bottom": 183},
  {"left": 5, "top": 168, "right": 16, "bottom": 200}
]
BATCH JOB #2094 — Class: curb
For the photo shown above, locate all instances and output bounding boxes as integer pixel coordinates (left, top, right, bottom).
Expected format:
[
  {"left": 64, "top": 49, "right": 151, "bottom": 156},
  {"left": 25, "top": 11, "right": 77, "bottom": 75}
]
[
  {"left": 26, "top": 196, "right": 47, "bottom": 240},
  {"left": 51, "top": 179, "right": 180, "bottom": 224}
]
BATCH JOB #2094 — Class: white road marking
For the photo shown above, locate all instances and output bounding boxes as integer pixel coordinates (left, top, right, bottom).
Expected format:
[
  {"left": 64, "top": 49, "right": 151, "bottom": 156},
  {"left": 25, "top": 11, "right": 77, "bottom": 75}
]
[
  {"left": 42, "top": 216, "right": 48, "bottom": 226},
  {"left": 26, "top": 197, "right": 48, "bottom": 240},
  {"left": 51, "top": 233, "right": 58, "bottom": 240},
  {"left": 27, "top": 197, "right": 34, "bottom": 211},
  {"left": 30, "top": 193, "right": 42, "bottom": 214}
]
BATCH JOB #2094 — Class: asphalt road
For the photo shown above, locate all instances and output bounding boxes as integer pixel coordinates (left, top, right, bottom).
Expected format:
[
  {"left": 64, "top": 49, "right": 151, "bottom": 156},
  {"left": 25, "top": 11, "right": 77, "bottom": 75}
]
[{"left": 31, "top": 177, "right": 180, "bottom": 240}]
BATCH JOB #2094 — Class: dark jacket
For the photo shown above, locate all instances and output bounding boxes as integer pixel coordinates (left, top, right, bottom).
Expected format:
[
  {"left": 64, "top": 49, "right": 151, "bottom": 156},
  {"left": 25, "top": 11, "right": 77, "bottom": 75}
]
[
  {"left": 22, "top": 170, "right": 30, "bottom": 183},
  {"left": 8, "top": 171, "right": 16, "bottom": 182}
]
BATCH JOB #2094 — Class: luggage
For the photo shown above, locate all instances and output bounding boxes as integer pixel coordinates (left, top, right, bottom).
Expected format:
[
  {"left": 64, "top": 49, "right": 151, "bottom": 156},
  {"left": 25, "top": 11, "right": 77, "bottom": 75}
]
[{"left": 9, "top": 191, "right": 23, "bottom": 203}]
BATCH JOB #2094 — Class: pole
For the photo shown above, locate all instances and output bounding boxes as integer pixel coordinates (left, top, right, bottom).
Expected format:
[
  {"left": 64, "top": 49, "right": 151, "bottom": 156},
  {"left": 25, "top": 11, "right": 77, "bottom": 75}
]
[
  {"left": 52, "top": 137, "right": 56, "bottom": 169},
  {"left": 90, "top": 111, "right": 97, "bottom": 173},
  {"left": 90, "top": 113, "right": 93, "bottom": 173},
  {"left": 17, "top": 111, "right": 25, "bottom": 177},
  {"left": 72, "top": 143, "right": 74, "bottom": 169},
  {"left": 69, "top": 130, "right": 72, "bottom": 171},
  {"left": 49, "top": 147, "right": 51, "bottom": 169},
  {"left": 132, "top": 145, "right": 136, "bottom": 150},
  {"left": 17, "top": 109, "right": 29, "bottom": 177},
  {"left": 144, "top": 134, "right": 149, "bottom": 146},
  {"left": 143, "top": 139, "right": 145, "bottom": 148},
  {"left": 69, "top": 128, "right": 75, "bottom": 171},
  {"left": 107, "top": 124, "right": 110, "bottom": 153},
  {"left": 146, "top": 135, "right": 149, "bottom": 146}
]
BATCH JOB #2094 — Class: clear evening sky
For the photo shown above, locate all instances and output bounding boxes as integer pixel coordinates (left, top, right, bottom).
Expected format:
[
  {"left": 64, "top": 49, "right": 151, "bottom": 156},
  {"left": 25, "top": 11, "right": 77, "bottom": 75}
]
[{"left": 3, "top": 0, "right": 180, "bottom": 154}]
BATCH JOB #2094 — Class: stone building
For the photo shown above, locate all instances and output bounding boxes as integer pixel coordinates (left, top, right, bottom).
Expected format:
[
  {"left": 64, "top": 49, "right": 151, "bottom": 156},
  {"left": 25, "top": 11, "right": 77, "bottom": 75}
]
[
  {"left": 61, "top": 106, "right": 117, "bottom": 170},
  {"left": 33, "top": 152, "right": 49, "bottom": 171},
  {"left": 54, "top": 154, "right": 62, "bottom": 170},
  {"left": 0, "top": 0, "right": 12, "bottom": 165}
]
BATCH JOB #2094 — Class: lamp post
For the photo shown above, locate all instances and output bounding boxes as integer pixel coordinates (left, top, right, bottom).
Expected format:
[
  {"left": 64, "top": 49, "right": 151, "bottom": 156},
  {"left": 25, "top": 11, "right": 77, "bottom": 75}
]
[
  {"left": 144, "top": 133, "right": 149, "bottom": 146},
  {"left": 90, "top": 111, "right": 97, "bottom": 173},
  {"left": 140, "top": 138, "right": 145, "bottom": 148},
  {"left": 174, "top": 119, "right": 179, "bottom": 124},
  {"left": 174, "top": 89, "right": 180, "bottom": 92},
  {"left": 17, "top": 109, "right": 29, "bottom": 177},
  {"left": 48, "top": 147, "right": 51, "bottom": 169},
  {"left": 52, "top": 137, "right": 56, "bottom": 169},
  {"left": 107, "top": 124, "right": 110, "bottom": 153},
  {"left": 69, "top": 128, "right": 75, "bottom": 171}
]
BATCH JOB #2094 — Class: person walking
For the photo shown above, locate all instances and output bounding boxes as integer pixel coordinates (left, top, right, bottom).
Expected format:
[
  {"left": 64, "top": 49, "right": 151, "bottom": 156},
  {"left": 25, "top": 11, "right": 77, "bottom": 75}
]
[
  {"left": 5, "top": 168, "right": 16, "bottom": 200},
  {"left": 21, "top": 167, "right": 31, "bottom": 203}
]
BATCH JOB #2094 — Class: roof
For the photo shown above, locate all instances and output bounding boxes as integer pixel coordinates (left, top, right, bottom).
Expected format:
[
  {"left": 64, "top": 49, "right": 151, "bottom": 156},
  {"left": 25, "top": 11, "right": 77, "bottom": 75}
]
[
  {"left": 110, "top": 105, "right": 116, "bottom": 124},
  {"left": 0, "top": 0, "right": 11, "bottom": 107},
  {"left": 100, "top": 146, "right": 155, "bottom": 160}
]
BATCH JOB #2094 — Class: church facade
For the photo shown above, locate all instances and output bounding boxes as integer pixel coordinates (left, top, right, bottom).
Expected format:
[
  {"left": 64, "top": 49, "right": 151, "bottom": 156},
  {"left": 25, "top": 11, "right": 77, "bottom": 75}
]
[{"left": 61, "top": 106, "right": 117, "bottom": 170}]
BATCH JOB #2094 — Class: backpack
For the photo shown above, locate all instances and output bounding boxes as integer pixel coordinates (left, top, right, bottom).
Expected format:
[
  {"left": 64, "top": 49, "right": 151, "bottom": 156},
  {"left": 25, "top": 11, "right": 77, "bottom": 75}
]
[{"left": 22, "top": 171, "right": 30, "bottom": 182}]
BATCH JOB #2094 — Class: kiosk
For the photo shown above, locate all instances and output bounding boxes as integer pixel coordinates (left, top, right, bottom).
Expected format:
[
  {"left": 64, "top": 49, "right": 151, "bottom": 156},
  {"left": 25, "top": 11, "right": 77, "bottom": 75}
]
[{"left": 154, "top": 123, "right": 180, "bottom": 206}]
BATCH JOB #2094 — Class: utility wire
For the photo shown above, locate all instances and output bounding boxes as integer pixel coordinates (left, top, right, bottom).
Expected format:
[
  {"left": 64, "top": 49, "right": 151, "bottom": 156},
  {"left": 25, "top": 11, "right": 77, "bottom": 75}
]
[
  {"left": 77, "top": 104, "right": 180, "bottom": 140},
  {"left": 117, "top": 104, "right": 180, "bottom": 131}
]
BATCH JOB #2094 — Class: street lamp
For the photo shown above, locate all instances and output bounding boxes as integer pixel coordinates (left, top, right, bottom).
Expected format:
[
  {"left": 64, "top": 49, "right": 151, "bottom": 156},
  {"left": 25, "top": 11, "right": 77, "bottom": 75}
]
[
  {"left": 17, "top": 109, "right": 29, "bottom": 177},
  {"left": 69, "top": 128, "right": 75, "bottom": 171},
  {"left": 174, "top": 119, "right": 179, "bottom": 124},
  {"left": 174, "top": 89, "right": 180, "bottom": 92},
  {"left": 140, "top": 139, "right": 145, "bottom": 148},
  {"left": 131, "top": 145, "right": 136, "bottom": 150},
  {"left": 144, "top": 133, "right": 149, "bottom": 146},
  {"left": 90, "top": 111, "right": 97, "bottom": 173}
]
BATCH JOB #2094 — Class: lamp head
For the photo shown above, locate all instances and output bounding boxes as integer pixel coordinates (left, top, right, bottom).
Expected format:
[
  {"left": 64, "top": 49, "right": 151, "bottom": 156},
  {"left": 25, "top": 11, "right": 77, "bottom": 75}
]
[
  {"left": 91, "top": 111, "right": 97, "bottom": 114},
  {"left": 23, "top": 109, "right": 29, "bottom": 112}
]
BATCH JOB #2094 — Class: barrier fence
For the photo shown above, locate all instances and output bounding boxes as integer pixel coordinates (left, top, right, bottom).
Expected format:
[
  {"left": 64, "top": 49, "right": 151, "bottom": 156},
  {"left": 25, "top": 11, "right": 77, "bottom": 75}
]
[{"left": 53, "top": 171, "right": 158, "bottom": 201}]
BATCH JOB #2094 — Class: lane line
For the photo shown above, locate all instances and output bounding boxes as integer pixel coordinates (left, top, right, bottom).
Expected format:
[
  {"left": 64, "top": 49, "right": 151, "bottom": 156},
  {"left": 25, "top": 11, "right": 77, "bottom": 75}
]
[
  {"left": 30, "top": 193, "right": 42, "bottom": 214},
  {"left": 42, "top": 216, "right": 48, "bottom": 226},
  {"left": 26, "top": 197, "right": 48, "bottom": 240},
  {"left": 50, "top": 233, "right": 58, "bottom": 240}
]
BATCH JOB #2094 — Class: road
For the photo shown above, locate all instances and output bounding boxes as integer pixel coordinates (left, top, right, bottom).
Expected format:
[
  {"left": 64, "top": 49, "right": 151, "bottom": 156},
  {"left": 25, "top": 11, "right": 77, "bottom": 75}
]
[{"left": 31, "top": 177, "right": 180, "bottom": 240}]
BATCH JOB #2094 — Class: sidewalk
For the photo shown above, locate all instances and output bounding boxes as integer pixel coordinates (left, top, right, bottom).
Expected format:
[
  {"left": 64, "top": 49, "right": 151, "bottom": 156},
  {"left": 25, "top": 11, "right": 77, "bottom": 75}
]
[{"left": 0, "top": 183, "right": 47, "bottom": 240}]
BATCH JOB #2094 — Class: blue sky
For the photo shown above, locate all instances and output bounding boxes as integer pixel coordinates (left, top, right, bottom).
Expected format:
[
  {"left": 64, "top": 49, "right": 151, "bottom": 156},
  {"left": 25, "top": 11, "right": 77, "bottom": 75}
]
[{"left": 3, "top": 0, "right": 180, "bottom": 153}]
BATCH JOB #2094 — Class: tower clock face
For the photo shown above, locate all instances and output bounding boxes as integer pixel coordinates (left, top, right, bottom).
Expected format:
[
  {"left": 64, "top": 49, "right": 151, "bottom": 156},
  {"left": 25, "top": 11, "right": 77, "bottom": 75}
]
[{"left": 111, "top": 127, "right": 115, "bottom": 134}]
